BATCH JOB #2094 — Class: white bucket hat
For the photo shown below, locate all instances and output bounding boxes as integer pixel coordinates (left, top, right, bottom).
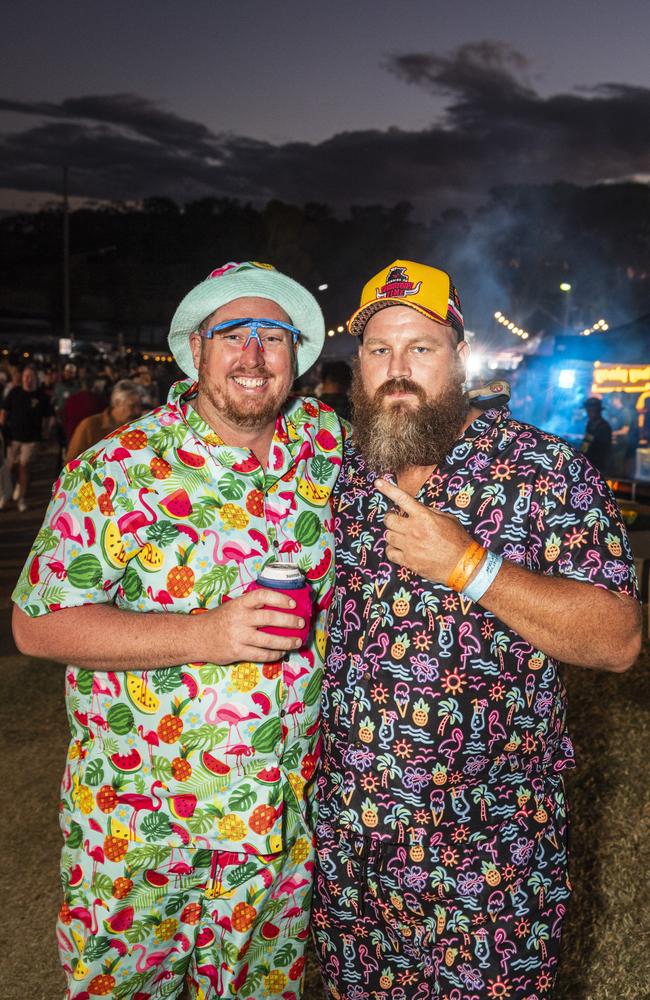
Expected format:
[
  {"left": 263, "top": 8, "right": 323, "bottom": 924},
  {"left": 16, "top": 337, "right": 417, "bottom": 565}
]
[{"left": 168, "top": 261, "right": 325, "bottom": 378}]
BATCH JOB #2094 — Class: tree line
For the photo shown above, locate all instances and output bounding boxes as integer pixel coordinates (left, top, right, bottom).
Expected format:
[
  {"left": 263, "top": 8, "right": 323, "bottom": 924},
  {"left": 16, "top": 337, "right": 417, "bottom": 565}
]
[{"left": 2, "top": 182, "right": 649, "bottom": 340}]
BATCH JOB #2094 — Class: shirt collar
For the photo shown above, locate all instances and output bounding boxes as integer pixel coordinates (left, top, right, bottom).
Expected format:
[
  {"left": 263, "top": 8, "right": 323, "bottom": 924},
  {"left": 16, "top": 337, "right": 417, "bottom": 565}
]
[{"left": 167, "top": 378, "right": 309, "bottom": 482}]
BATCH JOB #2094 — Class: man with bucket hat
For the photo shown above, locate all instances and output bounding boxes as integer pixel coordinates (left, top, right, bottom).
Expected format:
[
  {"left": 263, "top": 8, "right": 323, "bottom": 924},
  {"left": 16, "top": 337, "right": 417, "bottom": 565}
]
[
  {"left": 312, "top": 260, "right": 640, "bottom": 998},
  {"left": 13, "top": 261, "right": 345, "bottom": 999}
]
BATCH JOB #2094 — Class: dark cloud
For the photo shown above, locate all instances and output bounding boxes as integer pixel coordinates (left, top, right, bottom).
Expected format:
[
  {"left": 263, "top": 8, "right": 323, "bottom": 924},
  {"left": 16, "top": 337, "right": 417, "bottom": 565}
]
[{"left": 1, "top": 43, "right": 649, "bottom": 212}]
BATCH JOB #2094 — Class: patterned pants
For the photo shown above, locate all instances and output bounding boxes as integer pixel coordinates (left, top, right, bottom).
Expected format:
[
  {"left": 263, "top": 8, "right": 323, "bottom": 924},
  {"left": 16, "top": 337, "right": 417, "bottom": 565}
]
[
  {"left": 58, "top": 835, "right": 314, "bottom": 999},
  {"left": 313, "top": 780, "right": 571, "bottom": 1000}
]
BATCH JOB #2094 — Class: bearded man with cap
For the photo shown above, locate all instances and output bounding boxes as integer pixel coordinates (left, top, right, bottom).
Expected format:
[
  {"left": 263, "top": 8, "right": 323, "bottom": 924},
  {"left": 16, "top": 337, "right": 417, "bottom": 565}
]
[
  {"left": 12, "top": 262, "right": 345, "bottom": 1000},
  {"left": 312, "top": 260, "right": 640, "bottom": 1000}
]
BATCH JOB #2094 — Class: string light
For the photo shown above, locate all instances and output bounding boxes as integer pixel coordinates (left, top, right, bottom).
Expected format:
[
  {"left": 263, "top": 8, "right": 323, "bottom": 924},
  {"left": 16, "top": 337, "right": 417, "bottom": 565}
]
[
  {"left": 581, "top": 319, "right": 609, "bottom": 337},
  {"left": 494, "top": 311, "right": 529, "bottom": 339}
]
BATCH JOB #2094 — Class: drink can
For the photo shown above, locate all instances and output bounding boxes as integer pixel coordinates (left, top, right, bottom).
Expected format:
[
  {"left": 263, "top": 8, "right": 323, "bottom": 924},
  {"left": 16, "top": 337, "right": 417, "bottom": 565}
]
[{"left": 251, "top": 561, "right": 313, "bottom": 645}]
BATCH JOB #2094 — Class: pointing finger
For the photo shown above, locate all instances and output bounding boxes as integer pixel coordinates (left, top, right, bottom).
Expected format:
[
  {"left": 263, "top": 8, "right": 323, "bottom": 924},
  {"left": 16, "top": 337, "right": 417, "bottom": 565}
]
[{"left": 376, "top": 478, "right": 423, "bottom": 516}]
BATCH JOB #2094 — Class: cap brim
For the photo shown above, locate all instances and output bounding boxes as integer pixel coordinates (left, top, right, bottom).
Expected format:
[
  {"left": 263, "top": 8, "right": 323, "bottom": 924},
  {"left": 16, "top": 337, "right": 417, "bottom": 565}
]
[
  {"left": 169, "top": 270, "right": 325, "bottom": 378},
  {"left": 348, "top": 298, "right": 448, "bottom": 337}
]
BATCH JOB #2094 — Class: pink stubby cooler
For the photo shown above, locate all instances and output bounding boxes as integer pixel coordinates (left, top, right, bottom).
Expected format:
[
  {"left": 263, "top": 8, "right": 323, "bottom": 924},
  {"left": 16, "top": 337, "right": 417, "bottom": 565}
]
[{"left": 251, "top": 561, "right": 313, "bottom": 646}]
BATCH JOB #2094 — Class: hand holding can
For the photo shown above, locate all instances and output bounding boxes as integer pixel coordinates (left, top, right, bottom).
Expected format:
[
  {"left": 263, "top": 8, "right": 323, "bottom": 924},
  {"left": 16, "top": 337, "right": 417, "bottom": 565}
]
[{"left": 250, "top": 562, "right": 313, "bottom": 645}]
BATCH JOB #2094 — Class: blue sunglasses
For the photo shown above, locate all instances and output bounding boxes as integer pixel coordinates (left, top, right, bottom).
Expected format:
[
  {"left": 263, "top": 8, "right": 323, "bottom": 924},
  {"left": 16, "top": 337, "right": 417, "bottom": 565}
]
[{"left": 201, "top": 318, "right": 301, "bottom": 352}]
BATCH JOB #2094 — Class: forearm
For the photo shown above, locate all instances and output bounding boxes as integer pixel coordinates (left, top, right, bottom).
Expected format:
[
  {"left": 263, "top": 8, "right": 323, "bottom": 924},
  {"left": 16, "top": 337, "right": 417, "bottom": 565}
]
[
  {"left": 13, "top": 588, "right": 303, "bottom": 671},
  {"left": 477, "top": 560, "right": 641, "bottom": 671},
  {"left": 12, "top": 603, "right": 203, "bottom": 671}
]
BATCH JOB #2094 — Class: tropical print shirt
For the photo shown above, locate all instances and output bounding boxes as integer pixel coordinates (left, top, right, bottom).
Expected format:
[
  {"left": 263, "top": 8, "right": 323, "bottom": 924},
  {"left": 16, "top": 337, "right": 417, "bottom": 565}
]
[
  {"left": 13, "top": 380, "right": 344, "bottom": 856},
  {"left": 318, "top": 406, "right": 638, "bottom": 845}
]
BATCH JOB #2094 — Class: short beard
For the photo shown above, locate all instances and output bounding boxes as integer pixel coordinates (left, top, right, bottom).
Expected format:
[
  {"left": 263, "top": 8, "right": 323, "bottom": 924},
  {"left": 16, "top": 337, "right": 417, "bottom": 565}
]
[
  {"left": 351, "top": 366, "right": 469, "bottom": 474},
  {"left": 198, "top": 357, "right": 287, "bottom": 431}
]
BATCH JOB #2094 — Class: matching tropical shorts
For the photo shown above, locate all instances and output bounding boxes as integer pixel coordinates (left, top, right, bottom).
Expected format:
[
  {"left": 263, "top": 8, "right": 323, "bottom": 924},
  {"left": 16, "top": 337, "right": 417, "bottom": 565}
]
[
  {"left": 313, "top": 777, "right": 571, "bottom": 1000},
  {"left": 58, "top": 833, "right": 314, "bottom": 999}
]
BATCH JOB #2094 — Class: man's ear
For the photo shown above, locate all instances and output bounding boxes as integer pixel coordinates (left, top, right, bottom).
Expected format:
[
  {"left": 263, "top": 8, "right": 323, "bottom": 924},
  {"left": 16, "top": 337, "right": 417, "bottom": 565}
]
[
  {"left": 456, "top": 339, "right": 470, "bottom": 376},
  {"left": 189, "top": 333, "right": 202, "bottom": 373}
]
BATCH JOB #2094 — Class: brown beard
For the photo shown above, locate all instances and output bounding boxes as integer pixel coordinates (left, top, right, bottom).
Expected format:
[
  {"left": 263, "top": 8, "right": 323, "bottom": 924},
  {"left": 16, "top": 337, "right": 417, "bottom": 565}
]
[
  {"left": 350, "top": 366, "right": 469, "bottom": 474},
  {"left": 198, "top": 356, "right": 288, "bottom": 430}
]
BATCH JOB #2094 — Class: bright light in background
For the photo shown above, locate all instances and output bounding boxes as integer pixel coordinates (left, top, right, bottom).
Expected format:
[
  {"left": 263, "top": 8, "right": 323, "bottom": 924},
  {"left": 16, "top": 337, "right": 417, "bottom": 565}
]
[
  {"left": 581, "top": 318, "right": 609, "bottom": 336},
  {"left": 337, "top": 325, "right": 344, "bottom": 333},
  {"left": 467, "top": 354, "right": 484, "bottom": 376},
  {"left": 558, "top": 369, "right": 576, "bottom": 389},
  {"left": 560, "top": 282, "right": 572, "bottom": 292},
  {"left": 318, "top": 283, "right": 329, "bottom": 291},
  {"left": 327, "top": 329, "right": 335, "bottom": 337},
  {"left": 495, "top": 311, "right": 529, "bottom": 338}
]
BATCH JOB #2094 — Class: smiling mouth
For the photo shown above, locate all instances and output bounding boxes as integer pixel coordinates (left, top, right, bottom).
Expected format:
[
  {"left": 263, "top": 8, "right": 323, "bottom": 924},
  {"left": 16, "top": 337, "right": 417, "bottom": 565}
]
[{"left": 231, "top": 375, "right": 269, "bottom": 389}]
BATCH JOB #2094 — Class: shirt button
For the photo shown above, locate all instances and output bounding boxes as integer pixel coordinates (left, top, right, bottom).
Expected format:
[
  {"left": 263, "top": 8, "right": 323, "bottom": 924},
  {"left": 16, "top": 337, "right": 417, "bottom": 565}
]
[
  {"left": 363, "top": 672, "right": 371, "bottom": 681},
  {"left": 280, "top": 709, "right": 286, "bottom": 717},
  {"left": 272, "top": 539, "right": 279, "bottom": 549}
]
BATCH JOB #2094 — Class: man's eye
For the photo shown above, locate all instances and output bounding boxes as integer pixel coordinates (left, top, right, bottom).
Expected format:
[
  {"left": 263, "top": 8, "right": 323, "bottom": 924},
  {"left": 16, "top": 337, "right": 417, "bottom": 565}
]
[
  {"left": 412, "top": 346, "right": 430, "bottom": 354},
  {"left": 263, "top": 335, "right": 284, "bottom": 345},
  {"left": 224, "top": 333, "right": 245, "bottom": 343},
  {"left": 370, "top": 348, "right": 389, "bottom": 356}
]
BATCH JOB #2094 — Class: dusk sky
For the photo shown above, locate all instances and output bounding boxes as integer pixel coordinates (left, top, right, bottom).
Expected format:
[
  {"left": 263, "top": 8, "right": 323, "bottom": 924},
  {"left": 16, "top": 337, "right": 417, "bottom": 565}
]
[{"left": 1, "top": 0, "right": 649, "bottom": 214}]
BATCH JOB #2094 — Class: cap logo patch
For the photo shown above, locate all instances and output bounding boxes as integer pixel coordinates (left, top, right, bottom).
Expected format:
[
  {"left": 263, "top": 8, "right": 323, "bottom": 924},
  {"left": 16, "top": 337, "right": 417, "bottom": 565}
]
[{"left": 376, "top": 266, "right": 422, "bottom": 300}]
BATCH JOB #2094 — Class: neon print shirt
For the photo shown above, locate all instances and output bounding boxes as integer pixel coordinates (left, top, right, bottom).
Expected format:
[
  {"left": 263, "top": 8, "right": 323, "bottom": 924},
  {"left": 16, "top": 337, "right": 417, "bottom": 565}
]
[
  {"left": 319, "top": 406, "right": 638, "bottom": 844},
  {"left": 13, "top": 380, "right": 344, "bottom": 854}
]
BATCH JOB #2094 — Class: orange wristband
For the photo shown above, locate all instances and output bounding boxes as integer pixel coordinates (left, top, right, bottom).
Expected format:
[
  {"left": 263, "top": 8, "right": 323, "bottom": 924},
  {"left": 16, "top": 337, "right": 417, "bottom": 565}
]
[{"left": 447, "top": 541, "right": 486, "bottom": 592}]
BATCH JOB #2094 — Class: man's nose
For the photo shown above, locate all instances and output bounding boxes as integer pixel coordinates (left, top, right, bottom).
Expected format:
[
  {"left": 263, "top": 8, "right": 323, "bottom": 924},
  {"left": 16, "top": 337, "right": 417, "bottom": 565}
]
[
  {"left": 387, "top": 349, "right": 410, "bottom": 379},
  {"left": 240, "top": 334, "right": 266, "bottom": 363}
]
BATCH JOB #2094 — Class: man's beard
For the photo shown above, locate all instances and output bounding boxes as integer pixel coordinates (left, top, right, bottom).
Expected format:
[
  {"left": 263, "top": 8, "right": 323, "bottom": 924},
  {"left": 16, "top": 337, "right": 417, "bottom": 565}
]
[
  {"left": 198, "top": 358, "right": 288, "bottom": 430},
  {"left": 351, "top": 366, "right": 469, "bottom": 474}
]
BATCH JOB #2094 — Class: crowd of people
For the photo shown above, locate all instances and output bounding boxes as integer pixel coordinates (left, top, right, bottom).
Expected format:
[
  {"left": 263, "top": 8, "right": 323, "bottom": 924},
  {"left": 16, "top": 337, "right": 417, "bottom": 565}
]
[{"left": 0, "top": 356, "right": 182, "bottom": 511}]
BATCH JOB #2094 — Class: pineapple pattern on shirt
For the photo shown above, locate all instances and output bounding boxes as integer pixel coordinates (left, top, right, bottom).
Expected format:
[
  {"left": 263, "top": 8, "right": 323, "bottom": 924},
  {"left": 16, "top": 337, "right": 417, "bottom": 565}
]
[
  {"left": 13, "top": 379, "right": 344, "bottom": 859},
  {"left": 313, "top": 405, "right": 638, "bottom": 999}
]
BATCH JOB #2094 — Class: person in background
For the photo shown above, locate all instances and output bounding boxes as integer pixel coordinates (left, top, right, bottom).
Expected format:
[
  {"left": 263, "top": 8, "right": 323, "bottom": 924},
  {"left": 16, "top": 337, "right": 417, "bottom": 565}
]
[
  {"left": 52, "top": 361, "right": 80, "bottom": 413},
  {"left": 132, "top": 362, "right": 160, "bottom": 407},
  {"left": 608, "top": 393, "right": 637, "bottom": 479},
  {"left": 316, "top": 359, "right": 352, "bottom": 420},
  {"left": 52, "top": 361, "right": 80, "bottom": 465},
  {"left": 2, "top": 365, "right": 21, "bottom": 401},
  {"left": 581, "top": 397, "right": 612, "bottom": 475},
  {"left": 0, "top": 365, "right": 53, "bottom": 511},
  {"left": 61, "top": 372, "right": 105, "bottom": 445},
  {"left": 12, "top": 260, "right": 344, "bottom": 1000},
  {"left": 65, "top": 379, "right": 143, "bottom": 462},
  {"left": 312, "top": 259, "right": 640, "bottom": 1000}
]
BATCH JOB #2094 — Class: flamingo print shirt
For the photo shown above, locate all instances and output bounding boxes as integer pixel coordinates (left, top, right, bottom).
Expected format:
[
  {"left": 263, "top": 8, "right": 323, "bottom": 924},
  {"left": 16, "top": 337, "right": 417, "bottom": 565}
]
[
  {"left": 14, "top": 379, "right": 344, "bottom": 854},
  {"left": 318, "top": 406, "right": 638, "bottom": 845}
]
